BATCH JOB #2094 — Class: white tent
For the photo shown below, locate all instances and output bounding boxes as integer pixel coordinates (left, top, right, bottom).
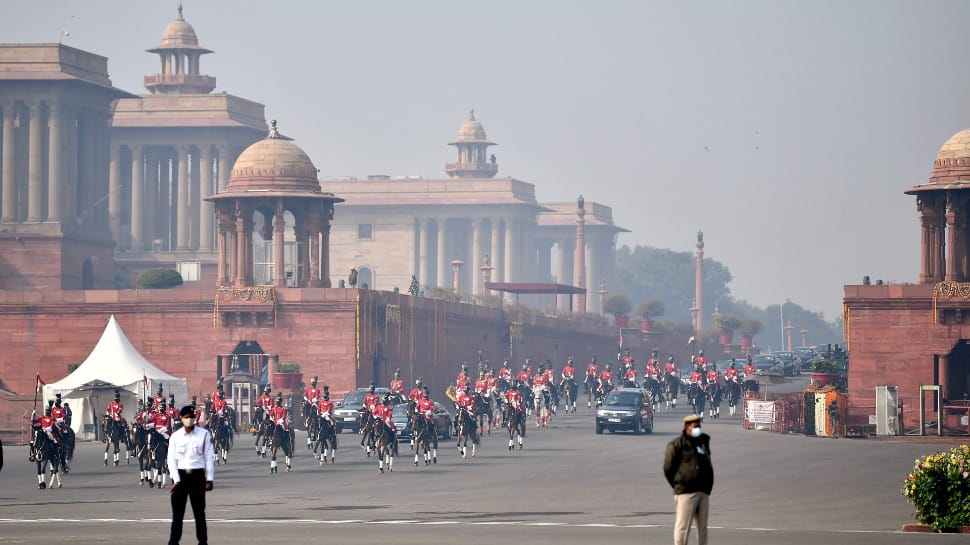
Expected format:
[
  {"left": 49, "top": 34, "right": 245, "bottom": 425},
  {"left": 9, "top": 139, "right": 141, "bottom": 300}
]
[{"left": 43, "top": 315, "right": 188, "bottom": 441}]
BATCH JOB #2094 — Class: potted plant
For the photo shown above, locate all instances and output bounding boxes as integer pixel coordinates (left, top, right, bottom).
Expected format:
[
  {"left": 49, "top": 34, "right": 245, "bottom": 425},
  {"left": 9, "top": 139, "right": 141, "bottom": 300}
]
[
  {"left": 811, "top": 360, "right": 839, "bottom": 387},
  {"left": 712, "top": 314, "right": 740, "bottom": 345},
  {"left": 603, "top": 294, "right": 633, "bottom": 327},
  {"left": 273, "top": 360, "right": 303, "bottom": 390},
  {"left": 637, "top": 299, "right": 665, "bottom": 332},
  {"left": 737, "top": 318, "right": 763, "bottom": 348},
  {"left": 902, "top": 445, "right": 970, "bottom": 532}
]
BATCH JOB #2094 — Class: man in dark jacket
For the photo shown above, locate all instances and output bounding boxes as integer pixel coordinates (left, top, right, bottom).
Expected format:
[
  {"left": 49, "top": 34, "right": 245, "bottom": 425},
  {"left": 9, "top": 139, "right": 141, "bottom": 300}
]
[{"left": 663, "top": 414, "right": 713, "bottom": 545}]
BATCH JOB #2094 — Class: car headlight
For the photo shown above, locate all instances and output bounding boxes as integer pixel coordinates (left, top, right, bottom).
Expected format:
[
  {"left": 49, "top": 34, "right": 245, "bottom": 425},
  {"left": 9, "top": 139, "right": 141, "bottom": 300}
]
[{"left": 597, "top": 410, "right": 608, "bottom": 417}]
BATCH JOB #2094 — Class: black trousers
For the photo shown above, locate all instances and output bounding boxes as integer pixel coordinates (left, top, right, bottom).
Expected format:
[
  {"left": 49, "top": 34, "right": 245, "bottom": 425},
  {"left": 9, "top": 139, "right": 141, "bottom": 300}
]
[{"left": 169, "top": 469, "right": 207, "bottom": 545}]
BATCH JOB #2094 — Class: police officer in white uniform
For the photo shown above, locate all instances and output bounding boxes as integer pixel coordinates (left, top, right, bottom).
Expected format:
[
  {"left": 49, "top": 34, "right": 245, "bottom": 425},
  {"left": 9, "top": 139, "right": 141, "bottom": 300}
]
[{"left": 167, "top": 405, "right": 215, "bottom": 545}]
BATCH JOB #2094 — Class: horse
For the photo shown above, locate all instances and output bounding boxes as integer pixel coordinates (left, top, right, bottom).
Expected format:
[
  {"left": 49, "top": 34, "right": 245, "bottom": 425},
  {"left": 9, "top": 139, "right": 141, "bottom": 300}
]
[
  {"left": 146, "top": 430, "right": 169, "bottom": 489},
  {"left": 503, "top": 401, "right": 526, "bottom": 451},
  {"left": 723, "top": 379, "right": 742, "bottom": 416},
  {"left": 687, "top": 382, "right": 706, "bottom": 415},
  {"left": 311, "top": 412, "right": 339, "bottom": 465},
  {"left": 584, "top": 374, "right": 597, "bottom": 408},
  {"left": 132, "top": 423, "right": 152, "bottom": 486},
  {"left": 210, "top": 411, "right": 234, "bottom": 465},
  {"left": 30, "top": 428, "right": 62, "bottom": 489},
  {"left": 516, "top": 382, "right": 534, "bottom": 417},
  {"left": 532, "top": 386, "right": 551, "bottom": 428},
  {"left": 489, "top": 388, "right": 506, "bottom": 428},
  {"left": 662, "top": 373, "right": 680, "bottom": 410},
  {"left": 643, "top": 376, "right": 665, "bottom": 412},
  {"left": 408, "top": 406, "right": 436, "bottom": 466},
  {"left": 706, "top": 381, "right": 722, "bottom": 419},
  {"left": 358, "top": 408, "right": 377, "bottom": 457},
  {"left": 594, "top": 381, "right": 613, "bottom": 408},
  {"left": 560, "top": 377, "right": 578, "bottom": 413},
  {"left": 454, "top": 406, "right": 479, "bottom": 459},
  {"left": 55, "top": 426, "right": 75, "bottom": 474},
  {"left": 267, "top": 423, "right": 293, "bottom": 474},
  {"left": 370, "top": 416, "right": 396, "bottom": 474},
  {"left": 102, "top": 416, "right": 131, "bottom": 467},
  {"left": 472, "top": 392, "right": 492, "bottom": 436},
  {"left": 251, "top": 415, "right": 272, "bottom": 458},
  {"left": 547, "top": 381, "right": 559, "bottom": 415}
]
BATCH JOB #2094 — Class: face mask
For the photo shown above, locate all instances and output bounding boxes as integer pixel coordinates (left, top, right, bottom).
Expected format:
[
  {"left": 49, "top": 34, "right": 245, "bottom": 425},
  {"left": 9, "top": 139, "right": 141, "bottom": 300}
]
[
  {"left": 689, "top": 426, "right": 702, "bottom": 438},
  {"left": 182, "top": 417, "right": 195, "bottom": 428}
]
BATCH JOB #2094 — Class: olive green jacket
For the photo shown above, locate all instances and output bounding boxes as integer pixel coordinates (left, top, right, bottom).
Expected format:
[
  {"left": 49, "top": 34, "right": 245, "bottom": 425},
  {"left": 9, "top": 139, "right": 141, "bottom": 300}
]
[{"left": 663, "top": 432, "right": 714, "bottom": 495}]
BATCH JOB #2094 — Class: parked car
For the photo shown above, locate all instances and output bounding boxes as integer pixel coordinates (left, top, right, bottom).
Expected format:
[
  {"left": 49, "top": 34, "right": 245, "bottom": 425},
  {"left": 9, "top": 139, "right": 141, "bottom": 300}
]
[
  {"left": 751, "top": 354, "right": 783, "bottom": 375},
  {"left": 333, "top": 387, "right": 391, "bottom": 433},
  {"left": 793, "top": 348, "right": 818, "bottom": 371},
  {"left": 771, "top": 351, "right": 801, "bottom": 377},
  {"left": 390, "top": 401, "right": 452, "bottom": 439},
  {"left": 595, "top": 388, "right": 654, "bottom": 435}
]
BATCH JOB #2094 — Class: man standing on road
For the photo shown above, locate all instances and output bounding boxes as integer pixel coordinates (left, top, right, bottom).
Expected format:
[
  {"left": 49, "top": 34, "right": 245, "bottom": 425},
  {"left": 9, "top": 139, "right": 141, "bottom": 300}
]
[
  {"left": 663, "top": 414, "right": 713, "bottom": 545},
  {"left": 168, "top": 405, "right": 215, "bottom": 545}
]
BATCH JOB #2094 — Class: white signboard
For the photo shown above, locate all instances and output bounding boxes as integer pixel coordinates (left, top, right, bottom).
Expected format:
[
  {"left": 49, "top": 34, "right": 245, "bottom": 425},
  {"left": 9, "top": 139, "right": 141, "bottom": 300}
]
[
  {"left": 868, "top": 414, "right": 877, "bottom": 425},
  {"left": 745, "top": 400, "right": 775, "bottom": 424}
]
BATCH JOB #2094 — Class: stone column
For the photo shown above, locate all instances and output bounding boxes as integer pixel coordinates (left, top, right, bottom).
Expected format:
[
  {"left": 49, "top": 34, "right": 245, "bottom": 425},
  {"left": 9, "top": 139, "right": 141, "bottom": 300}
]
[
  {"left": 79, "top": 110, "right": 97, "bottom": 225},
  {"left": 217, "top": 144, "right": 231, "bottom": 192},
  {"left": 130, "top": 145, "right": 144, "bottom": 250},
  {"left": 93, "top": 112, "right": 111, "bottom": 227},
  {"left": 189, "top": 149, "right": 200, "bottom": 250},
  {"left": 144, "top": 151, "right": 157, "bottom": 247},
  {"left": 418, "top": 218, "right": 429, "bottom": 288},
  {"left": 574, "top": 198, "right": 587, "bottom": 314},
  {"left": 919, "top": 195, "right": 932, "bottom": 283},
  {"left": 63, "top": 105, "right": 77, "bottom": 223},
  {"left": 216, "top": 211, "right": 227, "bottom": 285},
  {"left": 933, "top": 213, "right": 946, "bottom": 282},
  {"left": 471, "top": 218, "right": 482, "bottom": 295},
  {"left": 176, "top": 145, "right": 190, "bottom": 251},
  {"left": 308, "top": 222, "right": 321, "bottom": 288},
  {"left": 234, "top": 204, "right": 247, "bottom": 286},
  {"left": 537, "top": 239, "right": 553, "bottom": 283},
  {"left": 557, "top": 238, "right": 572, "bottom": 311},
  {"left": 47, "top": 103, "right": 63, "bottom": 222},
  {"left": 199, "top": 145, "right": 214, "bottom": 250},
  {"left": 27, "top": 101, "right": 44, "bottom": 222},
  {"left": 273, "top": 202, "right": 286, "bottom": 287},
  {"left": 108, "top": 144, "right": 122, "bottom": 244},
  {"left": 939, "top": 355, "right": 950, "bottom": 400},
  {"left": 490, "top": 218, "right": 502, "bottom": 283},
  {"left": 946, "top": 194, "right": 963, "bottom": 282},
  {"left": 450, "top": 259, "right": 464, "bottom": 293},
  {"left": 587, "top": 240, "right": 600, "bottom": 313},
  {"left": 321, "top": 212, "right": 332, "bottom": 287},
  {"left": 436, "top": 218, "right": 447, "bottom": 288},
  {"left": 504, "top": 217, "right": 515, "bottom": 285},
  {"left": 2, "top": 101, "right": 16, "bottom": 221},
  {"left": 695, "top": 231, "right": 705, "bottom": 330}
]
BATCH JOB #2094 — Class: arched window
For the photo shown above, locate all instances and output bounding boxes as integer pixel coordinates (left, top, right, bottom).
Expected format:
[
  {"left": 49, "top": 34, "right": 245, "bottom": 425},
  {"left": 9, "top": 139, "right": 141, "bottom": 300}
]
[
  {"left": 81, "top": 259, "right": 94, "bottom": 290},
  {"left": 357, "top": 267, "right": 374, "bottom": 290}
]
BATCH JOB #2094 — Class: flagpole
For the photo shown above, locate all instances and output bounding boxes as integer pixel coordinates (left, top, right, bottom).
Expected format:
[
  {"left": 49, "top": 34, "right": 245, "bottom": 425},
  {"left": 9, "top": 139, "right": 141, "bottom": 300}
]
[{"left": 33, "top": 372, "right": 41, "bottom": 415}]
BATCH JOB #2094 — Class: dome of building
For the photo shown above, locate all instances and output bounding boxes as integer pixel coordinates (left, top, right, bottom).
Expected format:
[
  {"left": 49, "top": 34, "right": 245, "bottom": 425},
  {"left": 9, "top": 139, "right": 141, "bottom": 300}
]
[
  {"left": 929, "top": 128, "right": 970, "bottom": 183},
  {"left": 227, "top": 121, "right": 322, "bottom": 194},
  {"left": 159, "top": 5, "right": 200, "bottom": 48},
  {"left": 455, "top": 110, "right": 488, "bottom": 142}
]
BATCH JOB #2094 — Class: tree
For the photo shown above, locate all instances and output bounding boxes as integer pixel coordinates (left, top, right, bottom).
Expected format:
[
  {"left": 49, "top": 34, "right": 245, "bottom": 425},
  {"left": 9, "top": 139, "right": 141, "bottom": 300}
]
[
  {"left": 738, "top": 318, "right": 764, "bottom": 337},
  {"left": 712, "top": 314, "right": 740, "bottom": 334},
  {"left": 637, "top": 299, "right": 666, "bottom": 321},
  {"left": 138, "top": 268, "right": 183, "bottom": 289},
  {"left": 603, "top": 294, "right": 632, "bottom": 318}
]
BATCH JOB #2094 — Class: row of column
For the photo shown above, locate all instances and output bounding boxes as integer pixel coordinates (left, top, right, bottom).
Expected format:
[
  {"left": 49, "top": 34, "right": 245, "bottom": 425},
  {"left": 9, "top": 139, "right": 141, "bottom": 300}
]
[
  {"left": 415, "top": 217, "right": 523, "bottom": 295},
  {"left": 917, "top": 191, "right": 970, "bottom": 284},
  {"left": 108, "top": 142, "right": 233, "bottom": 252},
  {"left": 0, "top": 99, "right": 109, "bottom": 227}
]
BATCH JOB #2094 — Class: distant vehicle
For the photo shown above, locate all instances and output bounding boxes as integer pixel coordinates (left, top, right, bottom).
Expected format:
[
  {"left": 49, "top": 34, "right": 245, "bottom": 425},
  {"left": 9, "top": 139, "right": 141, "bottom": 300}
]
[
  {"left": 390, "top": 401, "right": 452, "bottom": 439},
  {"left": 751, "top": 354, "right": 783, "bottom": 375},
  {"left": 595, "top": 388, "right": 654, "bottom": 435},
  {"left": 793, "top": 348, "right": 818, "bottom": 371},
  {"left": 771, "top": 351, "right": 801, "bottom": 377},
  {"left": 333, "top": 387, "right": 392, "bottom": 433}
]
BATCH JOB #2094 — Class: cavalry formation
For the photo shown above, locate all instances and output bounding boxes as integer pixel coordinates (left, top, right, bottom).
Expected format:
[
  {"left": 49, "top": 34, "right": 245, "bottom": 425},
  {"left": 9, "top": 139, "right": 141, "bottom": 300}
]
[{"left": 26, "top": 349, "right": 761, "bottom": 485}]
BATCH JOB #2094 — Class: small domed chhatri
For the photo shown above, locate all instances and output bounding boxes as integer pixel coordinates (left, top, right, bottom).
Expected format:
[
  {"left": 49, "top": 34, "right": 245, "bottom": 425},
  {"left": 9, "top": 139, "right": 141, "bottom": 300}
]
[
  {"left": 446, "top": 109, "right": 498, "bottom": 179},
  {"left": 455, "top": 109, "right": 489, "bottom": 142},
  {"left": 228, "top": 120, "right": 322, "bottom": 194},
  {"left": 929, "top": 129, "right": 970, "bottom": 184},
  {"left": 151, "top": 4, "right": 207, "bottom": 51}
]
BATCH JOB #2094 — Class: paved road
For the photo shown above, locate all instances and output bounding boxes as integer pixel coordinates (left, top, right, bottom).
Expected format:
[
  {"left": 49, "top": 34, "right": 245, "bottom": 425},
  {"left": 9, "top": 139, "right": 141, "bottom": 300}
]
[{"left": 0, "top": 380, "right": 964, "bottom": 544}]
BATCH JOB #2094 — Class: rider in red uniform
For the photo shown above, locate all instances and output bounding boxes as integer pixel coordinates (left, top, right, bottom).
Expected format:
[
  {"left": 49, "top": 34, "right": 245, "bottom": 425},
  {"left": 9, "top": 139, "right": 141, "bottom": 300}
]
[
  {"left": 455, "top": 388, "right": 477, "bottom": 437},
  {"left": 268, "top": 394, "right": 289, "bottom": 431},
  {"left": 211, "top": 377, "right": 224, "bottom": 402},
  {"left": 664, "top": 356, "right": 678, "bottom": 376},
  {"left": 724, "top": 361, "right": 740, "bottom": 382},
  {"left": 485, "top": 370, "right": 498, "bottom": 393},
  {"left": 210, "top": 391, "right": 228, "bottom": 431},
  {"left": 706, "top": 365, "right": 720, "bottom": 385},
  {"left": 693, "top": 350, "right": 708, "bottom": 373},
  {"left": 562, "top": 359, "right": 576, "bottom": 382},
  {"left": 362, "top": 383, "right": 380, "bottom": 414},
  {"left": 303, "top": 376, "right": 322, "bottom": 408},
  {"left": 165, "top": 394, "right": 180, "bottom": 429},
  {"left": 475, "top": 371, "right": 489, "bottom": 396},
  {"left": 689, "top": 369, "right": 704, "bottom": 385},
  {"left": 516, "top": 364, "right": 531, "bottom": 385},
  {"left": 152, "top": 384, "right": 165, "bottom": 412},
  {"left": 498, "top": 360, "right": 513, "bottom": 382},
  {"left": 389, "top": 369, "right": 405, "bottom": 399},
  {"left": 598, "top": 363, "right": 614, "bottom": 390},
  {"left": 33, "top": 406, "right": 59, "bottom": 444},
  {"left": 153, "top": 399, "right": 172, "bottom": 439},
  {"left": 372, "top": 394, "right": 396, "bottom": 431},
  {"left": 317, "top": 386, "right": 335, "bottom": 422},
  {"left": 624, "top": 364, "right": 638, "bottom": 387},
  {"left": 105, "top": 390, "right": 125, "bottom": 423},
  {"left": 255, "top": 385, "right": 274, "bottom": 417},
  {"left": 408, "top": 378, "right": 426, "bottom": 401},
  {"left": 744, "top": 359, "right": 757, "bottom": 379}
]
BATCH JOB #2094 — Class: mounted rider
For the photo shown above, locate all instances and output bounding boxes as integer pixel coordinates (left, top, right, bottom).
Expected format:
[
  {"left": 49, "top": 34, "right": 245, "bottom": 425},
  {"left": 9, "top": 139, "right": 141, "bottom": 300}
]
[
  {"left": 408, "top": 378, "right": 426, "bottom": 402},
  {"left": 664, "top": 355, "right": 678, "bottom": 378},
  {"left": 456, "top": 364, "right": 471, "bottom": 392},
  {"left": 485, "top": 369, "right": 498, "bottom": 394},
  {"left": 623, "top": 361, "right": 638, "bottom": 387},
  {"left": 724, "top": 361, "right": 740, "bottom": 383},
  {"left": 303, "top": 376, "right": 322, "bottom": 434},
  {"left": 562, "top": 358, "right": 576, "bottom": 382},
  {"left": 165, "top": 394, "right": 180, "bottom": 429},
  {"left": 134, "top": 398, "right": 151, "bottom": 432},
  {"left": 689, "top": 367, "right": 705, "bottom": 386},
  {"left": 706, "top": 363, "right": 720, "bottom": 385},
  {"left": 454, "top": 384, "right": 477, "bottom": 436},
  {"left": 475, "top": 369, "right": 489, "bottom": 396},
  {"left": 316, "top": 385, "right": 334, "bottom": 424},
  {"left": 372, "top": 393, "right": 398, "bottom": 453},
  {"left": 210, "top": 390, "right": 228, "bottom": 432},
  {"left": 211, "top": 377, "right": 224, "bottom": 402},
  {"left": 268, "top": 394, "right": 289, "bottom": 432},
  {"left": 498, "top": 360, "right": 513, "bottom": 383},
  {"left": 415, "top": 387, "right": 437, "bottom": 435},
  {"left": 516, "top": 363, "right": 531, "bottom": 385},
  {"left": 585, "top": 358, "right": 599, "bottom": 392},
  {"left": 153, "top": 399, "right": 172, "bottom": 439},
  {"left": 105, "top": 389, "right": 126, "bottom": 429},
  {"left": 743, "top": 357, "right": 757, "bottom": 379},
  {"left": 693, "top": 350, "right": 708, "bottom": 373},
  {"left": 152, "top": 384, "right": 165, "bottom": 411},
  {"left": 597, "top": 363, "right": 614, "bottom": 393},
  {"left": 389, "top": 368, "right": 405, "bottom": 401},
  {"left": 33, "top": 405, "right": 60, "bottom": 445},
  {"left": 255, "top": 385, "right": 274, "bottom": 423}
]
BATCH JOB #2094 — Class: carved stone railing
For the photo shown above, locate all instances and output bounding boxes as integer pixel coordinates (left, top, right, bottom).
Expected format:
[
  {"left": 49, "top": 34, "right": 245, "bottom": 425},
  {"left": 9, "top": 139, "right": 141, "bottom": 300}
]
[
  {"left": 932, "top": 281, "right": 970, "bottom": 324},
  {"left": 213, "top": 286, "right": 276, "bottom": 327}
]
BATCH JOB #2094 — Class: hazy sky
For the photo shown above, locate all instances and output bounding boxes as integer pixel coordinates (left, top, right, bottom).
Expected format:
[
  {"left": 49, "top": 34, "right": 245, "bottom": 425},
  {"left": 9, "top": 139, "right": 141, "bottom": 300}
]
[{"left": 8, "top": 1, "right": 970, "bottom": 320}]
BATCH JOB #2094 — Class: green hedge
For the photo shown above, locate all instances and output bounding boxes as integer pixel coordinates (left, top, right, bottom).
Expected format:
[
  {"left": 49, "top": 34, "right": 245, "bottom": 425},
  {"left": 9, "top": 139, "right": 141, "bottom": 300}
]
[{"left": 138, "top": 268, "right": 184, "bottom": 289}]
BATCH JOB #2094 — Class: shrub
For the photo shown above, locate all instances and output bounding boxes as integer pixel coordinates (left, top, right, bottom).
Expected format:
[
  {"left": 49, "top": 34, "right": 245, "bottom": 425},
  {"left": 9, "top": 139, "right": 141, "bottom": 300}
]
[
  {"left": 902, "top": 445, "right": 970, "bottom": 532},
  {"left": 637, "top": 299, "right": 666, "bottom": 321},
  {"left": 738, "top": 318, "right": 763, "bottom": 337},
  {"left": 603, "top": 294, "right": 632, "bottom": 317},
  {"left": 811, "top": 360, "right": 838, "bottom": 374},
  {"left": 138, "top": 268, "right": 183, "bottom": 289},
  {"left": 712, "top": 314, "right": 740, "bottom": 334},
  {"left": 274, "top": 361, "right": 301, "bottom": 373}
]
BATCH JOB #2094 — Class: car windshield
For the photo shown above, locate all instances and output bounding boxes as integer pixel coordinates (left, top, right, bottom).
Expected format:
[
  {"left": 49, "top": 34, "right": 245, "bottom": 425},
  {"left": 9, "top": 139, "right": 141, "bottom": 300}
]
[
  {"left": 752, "top": 356, "right": 777, "bottom": 369},
  {"left": 342, "top": 391, "right": 366, "bottom": 406},
  {"left": 794, "top": 349, "right": 814, "bottom": 358},
  {"left": 604, "top": 392, "right": 641, "bottom": 406},
  {"left": 774, "top": 352, "right": 793, "bottom": 361},
  {"left": 392, "top": 404, "right": 409, "bottom": 416}
]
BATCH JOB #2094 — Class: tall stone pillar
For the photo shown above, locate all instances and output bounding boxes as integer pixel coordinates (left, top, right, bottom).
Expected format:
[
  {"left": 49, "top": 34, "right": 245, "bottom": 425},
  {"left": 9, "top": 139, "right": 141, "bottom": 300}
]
[
  {"left": 27, "top": 101, "right": 44, "bottom": 222},
  {"left": 176, "top": 146, "right": 190, "bottom": 251},
  {"left": 108, "top": 144, "right": 122, "bottom": 244},
  {"left": 321, "top": 214, "right": 332, "bottom": 288},
  {"left": 490, "top": 218, "right": 502, "bottom": 283},
  {"left": 695, "top": 231, "right": 705, "bottom": 331},
  {"left": 130, "top": 145, "right": 144, "bottom": 250},
  {"left": 418, "top": 218, "right": 429, "bottom": 288},
  {"left": 189, "top": 149, "right": 200, "bottom": 250},
  {"left": 273, "top": 202, "right": 286, "bottom": 287},
  {"left": 574, "top": 198, "right": 586, "bottom": 314},
  {"left": 217, "top": 144, "right": 231, "bottom": 192},
  {"left": 144, "top": 151, "right": 157, "bottom": 246},
  {"left": 945, "top": 194, "right": 963, "bottom": 282},
  {"left": 47, "top": 103, "right": 63, "bottom": 222},
  {"left": 933, "top": 213, "right": 946, "bottom": 282},
  {"left": 939, "top": 355, "right": 950, "bottom": 400},
  {"left": 471, "top": 218, "right": 482, "bottom": 295},
  {"left": 157, "top": 153, "right": 171, "bottom": 250},
  {"left": 63, "top": 105, "right": 77, "bottom": 223},
  {"left": 504, "top": 217, "right": 515, "bottom": 285},
  {"left": 587, "top": 240, "right": 600, "bottom": 313},
  {"left": 557, "top": 238, "right": 572, "bottom": 311},
  {"left": 2, "top": 101, "right": 17, "bottom": 222},
  {"left": 199, "top": 145, "right": 214, "bottom": 251},
  {"left": 234, "top": 205, "right": 247, "bottom": 286},
  {"left": 79, "top": 110, "right": 98, "bottom": 224},
  {"left": 436, "top": 218, "right": 447, "bottom": 288},
  {"left": 93, "top": 112, "right": 111, "bottom": 227}
]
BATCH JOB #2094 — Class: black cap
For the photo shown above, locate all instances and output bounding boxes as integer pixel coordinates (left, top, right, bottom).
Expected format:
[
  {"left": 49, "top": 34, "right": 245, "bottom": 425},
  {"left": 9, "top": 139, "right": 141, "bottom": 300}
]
[{"left": 180, "top": 405, "right": 196, "bottom": 418}]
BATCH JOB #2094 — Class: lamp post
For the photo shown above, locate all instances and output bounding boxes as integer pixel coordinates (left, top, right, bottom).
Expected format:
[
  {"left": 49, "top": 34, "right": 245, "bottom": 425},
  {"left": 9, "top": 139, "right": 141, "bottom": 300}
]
[
  {"left": 480, "top": 254, "right": 493, "bottom": 296},
  {"left": 450, "top": 259, "right": 464, "bottom": 294},
  {"left": 598, "top": 280, "right": 607, "bottom": 317}
]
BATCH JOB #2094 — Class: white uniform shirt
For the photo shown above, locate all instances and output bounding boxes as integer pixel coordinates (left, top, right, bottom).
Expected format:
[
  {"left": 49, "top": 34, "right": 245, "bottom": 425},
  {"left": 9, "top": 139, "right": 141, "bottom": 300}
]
[{"left": 167, "top": 425, "right": 215, "bottom": 483}]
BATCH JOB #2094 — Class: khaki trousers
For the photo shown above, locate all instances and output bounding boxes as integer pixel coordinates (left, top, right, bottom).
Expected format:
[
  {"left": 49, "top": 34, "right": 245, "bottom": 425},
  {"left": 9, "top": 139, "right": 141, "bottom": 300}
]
[{"left": 673, "top": 491, "right": 709, "bottom": 545}]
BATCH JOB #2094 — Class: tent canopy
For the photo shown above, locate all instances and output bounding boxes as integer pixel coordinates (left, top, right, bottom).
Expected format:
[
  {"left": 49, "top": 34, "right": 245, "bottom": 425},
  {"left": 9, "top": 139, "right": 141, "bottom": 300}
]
[{"left": 43, "top": 315, "right": 187, "bottom": 439}]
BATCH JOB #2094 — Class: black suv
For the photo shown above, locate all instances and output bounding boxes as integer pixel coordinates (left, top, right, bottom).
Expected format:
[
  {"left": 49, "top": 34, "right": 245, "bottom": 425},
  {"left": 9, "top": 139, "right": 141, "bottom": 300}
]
[{"left": 595, "top": 388, "right": 654, "bottom": 435}]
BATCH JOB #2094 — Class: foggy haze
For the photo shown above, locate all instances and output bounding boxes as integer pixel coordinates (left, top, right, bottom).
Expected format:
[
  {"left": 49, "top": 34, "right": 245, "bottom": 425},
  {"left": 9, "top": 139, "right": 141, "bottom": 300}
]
[{"left": 7, "top": 0, "right": 970, "bottom": 321}]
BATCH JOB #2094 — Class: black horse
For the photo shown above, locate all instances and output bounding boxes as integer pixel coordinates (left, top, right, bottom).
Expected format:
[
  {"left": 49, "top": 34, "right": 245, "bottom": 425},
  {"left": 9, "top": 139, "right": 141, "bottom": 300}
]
[
  {"left": 146, "top": 430, "right": 169, "bottom": 489},
  {"left": 311, "top": 412, "right": 338, "bottom": 465},
  {"left": 31, "top": 428, "right": 61, "bottom": 489},
  {"left": 211, "top": 411, "right": 234, "bottom": 465},
  {"left": 503, "top": 401, "right": 526, "bottom": 451},
  {"left": 687, "top": 382, "right": 706, "bottom": 415},
  {"left": 560, "top": 377, "right": 578, "bottom": 413},
  {"left": 408, "top": 405, "right": 436, "bottom": 466},
  {"left": 455, "top": 407, "right": 479, "bottom": 459},
  {"left": 102, "top": 417, "right": 131, "bottom": 467},
  {"left": 662, "top": 373, "right": 680, "bottom": 410},
  {"left": 584, "top": 374, "right": 597, "bottom": 408},
  {"left": 132, "top": 422, "right": 152, "bottom": 486},
  {"left": 268, "top": 423, "right": 293, "bottom": 474},
  {"left": 724, "top": 379, "right": 742, "bottom": 417},
  {"left": 643, "top": 376, "right": 665, "bottom": 411},
  {"left": 705, "top": 381, "right": 722, "bottom": 419},
  {"left": 371, "top": 416, "right": 396, "bottom": 474}
]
